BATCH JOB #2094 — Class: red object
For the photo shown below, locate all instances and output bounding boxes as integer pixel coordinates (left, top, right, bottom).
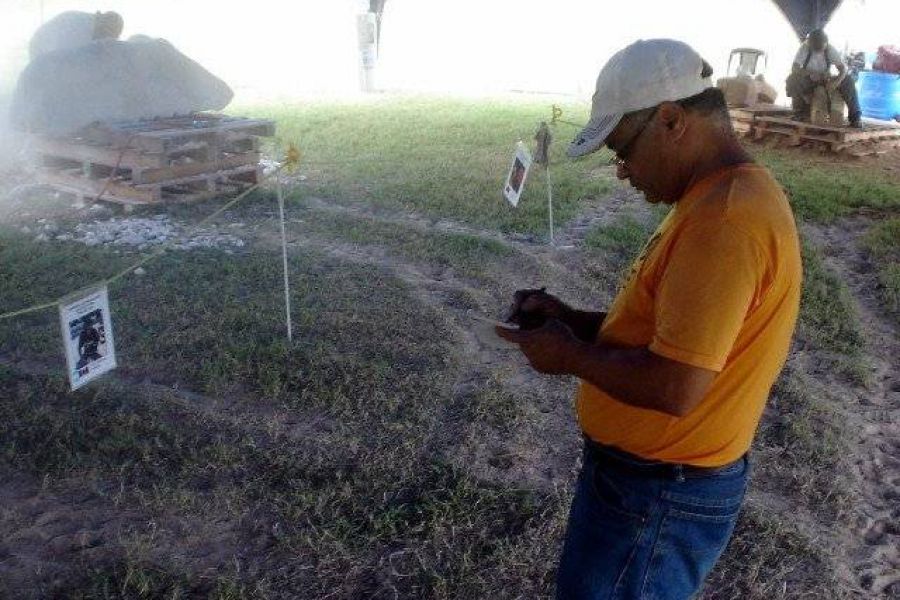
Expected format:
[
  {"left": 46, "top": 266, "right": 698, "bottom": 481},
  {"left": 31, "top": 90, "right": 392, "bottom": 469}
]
[{"left": 873, "top": 45, "right": 900, "bottom": 75}]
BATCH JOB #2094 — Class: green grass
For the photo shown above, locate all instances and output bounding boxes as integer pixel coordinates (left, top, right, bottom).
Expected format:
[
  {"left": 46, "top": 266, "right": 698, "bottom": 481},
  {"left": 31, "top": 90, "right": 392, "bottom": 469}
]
[
  {"left": 239, "top": 98, "right": 614, "bottom": 236},
  {"left": 582, "top": 211, "right": 666, "bottom": 292},
  {"left": 756, "top": 365, "right": 852, "bottom": 514},
  {"left": 799, "top": 242, "right": 869, "bottom": 384},
  {"left": 54, "top": 561, "right": 244, "bottom": 600},
  {"left": 755, "top": 151, "right": 900, "bottom": 223},
  {"left": 583, "top": 215, "right": 651, "bottom": 255},
  {"left": 863, "top": 217, "right": 900, "bottom": 319},
  {"left": 0, "top": 223, "right": 562, "bottom": 598},
  {"left": 704, "top": 503, "right": 846, "bottom": 600},
  {"left": 288, "top": 197, "right": 514, "bottom": 281},
  {"left": 0, "top": 362, "right": 560, "bottom": 599},
  {"left": 0, "top": 228, "right": 454, "bottom": 403}
]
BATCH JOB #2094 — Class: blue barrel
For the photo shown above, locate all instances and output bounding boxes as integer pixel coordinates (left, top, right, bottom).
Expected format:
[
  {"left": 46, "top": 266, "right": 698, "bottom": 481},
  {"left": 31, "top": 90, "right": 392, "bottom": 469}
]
[{"left": 857, "top": 70, "right": 900, "bottom": 121}]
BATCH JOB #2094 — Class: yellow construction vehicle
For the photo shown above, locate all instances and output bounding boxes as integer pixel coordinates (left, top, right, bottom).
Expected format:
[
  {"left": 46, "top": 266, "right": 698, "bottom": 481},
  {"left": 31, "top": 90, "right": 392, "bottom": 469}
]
[{"left": 716, "top": 48, "right": 779, "bottom": 107}]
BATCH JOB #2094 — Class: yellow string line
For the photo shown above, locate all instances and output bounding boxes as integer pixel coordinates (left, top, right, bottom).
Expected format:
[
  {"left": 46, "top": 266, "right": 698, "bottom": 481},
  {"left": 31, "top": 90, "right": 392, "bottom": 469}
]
[
  {"left": 0, "top": 112, "right": 582, "bottom": 322},
  {"left": 0, "top": 163, "right": 288, "bottom": 322}
]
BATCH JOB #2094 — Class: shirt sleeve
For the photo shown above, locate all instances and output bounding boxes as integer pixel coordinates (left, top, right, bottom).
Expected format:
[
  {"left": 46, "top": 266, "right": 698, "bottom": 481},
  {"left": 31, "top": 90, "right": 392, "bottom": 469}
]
[{"left": 649, "top": 220, "right": 764, "bottom": 372}]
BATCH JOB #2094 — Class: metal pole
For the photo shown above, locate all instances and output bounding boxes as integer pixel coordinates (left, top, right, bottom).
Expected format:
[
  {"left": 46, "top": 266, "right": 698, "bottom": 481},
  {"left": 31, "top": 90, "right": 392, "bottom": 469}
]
[{"left": 276, "top": 178, "right": 293, "bottom": 343}]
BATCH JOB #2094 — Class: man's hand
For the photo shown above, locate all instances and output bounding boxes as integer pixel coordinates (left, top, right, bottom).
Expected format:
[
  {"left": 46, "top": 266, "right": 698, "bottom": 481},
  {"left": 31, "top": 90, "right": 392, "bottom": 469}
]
[
  {"left": 495, "top": 319, "right": 578, "bottom": 374},
  {"left": 506, "top": 288, "right": 570, "bottom": 330},
  {"left": 503, "top": 288, "right": 605, "bottom": 342}
]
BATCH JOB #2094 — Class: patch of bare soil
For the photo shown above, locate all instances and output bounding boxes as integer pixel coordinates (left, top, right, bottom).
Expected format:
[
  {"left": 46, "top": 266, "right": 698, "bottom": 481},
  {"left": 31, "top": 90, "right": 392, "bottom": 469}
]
[
  {"left": 0, "top": 354, "right": 342, "bottom": 597},
  {"left": 804, "top": 218, "right": 900, "bottom": 597}
]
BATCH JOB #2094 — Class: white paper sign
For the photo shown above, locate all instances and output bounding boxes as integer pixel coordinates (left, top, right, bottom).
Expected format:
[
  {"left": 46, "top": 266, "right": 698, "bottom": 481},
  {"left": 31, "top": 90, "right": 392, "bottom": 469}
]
[
  {"left": 59, "top": 286, "right": 117, "bottom": 390},
  {"left": 503, "top": 141, "right": 533, "bottom": 207}
]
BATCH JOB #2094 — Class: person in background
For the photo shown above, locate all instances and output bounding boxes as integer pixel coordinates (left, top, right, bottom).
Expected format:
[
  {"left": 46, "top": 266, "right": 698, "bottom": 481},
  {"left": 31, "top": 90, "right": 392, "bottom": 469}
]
[
  {"left": 786, "top": 28, "right": 862, "bottom": 127},
  {"left": 497, "top": 39, "right": 802, "bottom": 599},
  {"left": 29, "top": 11, "right": 124, "bottom": 60}
]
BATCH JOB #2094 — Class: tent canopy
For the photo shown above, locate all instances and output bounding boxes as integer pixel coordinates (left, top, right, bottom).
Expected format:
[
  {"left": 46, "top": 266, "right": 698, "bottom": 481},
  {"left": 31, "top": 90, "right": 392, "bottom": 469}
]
[{"left": 771, "top": 0, "right": 845, "bottom": 39}]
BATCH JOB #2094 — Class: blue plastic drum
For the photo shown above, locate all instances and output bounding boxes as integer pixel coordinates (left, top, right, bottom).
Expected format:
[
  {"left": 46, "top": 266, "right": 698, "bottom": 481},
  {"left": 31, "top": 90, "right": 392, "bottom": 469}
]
[{"left": 857, "top": 70, "right": 900, "bottom": 122}]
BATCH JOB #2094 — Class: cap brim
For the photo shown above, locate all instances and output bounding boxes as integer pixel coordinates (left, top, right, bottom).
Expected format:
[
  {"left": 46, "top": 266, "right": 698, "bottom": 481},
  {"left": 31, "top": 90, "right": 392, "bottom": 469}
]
[{"left": 566, "top": 112, "right": 623, "bottom": 158}]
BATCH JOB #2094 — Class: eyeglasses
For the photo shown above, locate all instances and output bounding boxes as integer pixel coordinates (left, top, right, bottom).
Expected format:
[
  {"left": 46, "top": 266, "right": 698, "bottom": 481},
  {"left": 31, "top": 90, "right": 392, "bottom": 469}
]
[{"left": 607, "top": 107, "right": 659, "bottom": 167}]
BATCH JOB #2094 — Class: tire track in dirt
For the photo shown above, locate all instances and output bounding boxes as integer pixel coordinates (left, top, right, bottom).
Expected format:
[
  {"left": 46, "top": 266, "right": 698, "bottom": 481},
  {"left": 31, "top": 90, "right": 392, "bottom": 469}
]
[
  {"left": 0, "top": 469, "right": 261, "bottom": 599},
  {"left": 550, "top": 183, "right": 646, "bottom": 249},
  {"left": 803, "top": 219, "right": 900, "bottom": 598},
  {"left": 247, "top": 187, "right": 671, "bottom": 492},
  {"left": 0, "top": 356, "right": 338, "bottom": 597},
  {"left": 292, "top": 191, "right": 633, "bottom": 299},
  {"left": 254, "top": 225, "right": 585, "bottom": 492}
]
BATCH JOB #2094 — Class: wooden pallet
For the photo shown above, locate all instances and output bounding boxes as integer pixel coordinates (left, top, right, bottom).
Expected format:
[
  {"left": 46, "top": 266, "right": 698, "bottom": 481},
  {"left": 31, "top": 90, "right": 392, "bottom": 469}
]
[
  {"left": 729, "top": 104, "right": 900, "bottom": 156},
  {"left": 30, "top": 113, "right": 275, "bottom": 206},
  {"left": 729, "top": 104, "right": 795, "bottom": 136}
]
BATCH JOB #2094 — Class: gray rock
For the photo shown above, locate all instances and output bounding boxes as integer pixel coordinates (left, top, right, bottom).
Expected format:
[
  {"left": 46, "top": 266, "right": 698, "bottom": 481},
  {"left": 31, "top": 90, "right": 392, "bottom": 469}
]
[{"left": 10, "top": 38, "right": 233, "bottom": 134}]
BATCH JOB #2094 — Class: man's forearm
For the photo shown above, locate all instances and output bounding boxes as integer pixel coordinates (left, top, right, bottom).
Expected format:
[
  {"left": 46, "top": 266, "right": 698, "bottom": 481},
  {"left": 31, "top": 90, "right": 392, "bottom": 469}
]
[
  {"left": 564, "top": 342, "right": 710, "bottom": 417},
  {"left": 561, "top": 308, "right": 605, "bottom": 343}
]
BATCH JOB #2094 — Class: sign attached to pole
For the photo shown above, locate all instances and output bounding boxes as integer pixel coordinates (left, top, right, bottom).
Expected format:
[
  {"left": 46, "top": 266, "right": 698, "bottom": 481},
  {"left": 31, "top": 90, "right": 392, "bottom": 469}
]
[
  {"left": 503, "top": 141, "right": 532, "bottom": 207},
  {"left": 59, "top": 285, "right": 117, "bottom": 390}
]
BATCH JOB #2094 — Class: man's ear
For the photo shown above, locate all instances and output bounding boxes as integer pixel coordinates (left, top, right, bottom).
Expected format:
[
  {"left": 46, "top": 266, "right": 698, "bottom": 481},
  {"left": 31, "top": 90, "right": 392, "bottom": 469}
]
[{"left": 657, "top": 102, "right": 687, "bottom": 139}]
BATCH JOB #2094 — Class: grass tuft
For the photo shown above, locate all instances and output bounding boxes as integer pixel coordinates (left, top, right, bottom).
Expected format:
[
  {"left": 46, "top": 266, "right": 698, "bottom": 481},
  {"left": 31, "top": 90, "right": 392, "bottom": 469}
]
[
  {"left": 704, "top": 503, "right": 847, "bottom": 600},
  {"left": 862, "top": 217, "right": 900, "bottom": 319},
  {"left": 757, "top": 152, "right": 900, "bottom": 222},
  {"left": 798, "top": 241, "right": 869, "bottom": 384},
  {"left": 757, "top": 364, "right": 853, "bottom": 514}
]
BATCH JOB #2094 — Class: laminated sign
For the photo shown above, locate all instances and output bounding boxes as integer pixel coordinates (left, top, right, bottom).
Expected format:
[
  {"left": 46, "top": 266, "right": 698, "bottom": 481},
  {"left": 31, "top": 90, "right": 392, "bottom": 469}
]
[
  {"left": 503, "top": 141, "right": 532, "bottom": 207},
  {"left": 59, "top": 286, "right": 117, "bottom": 390}
]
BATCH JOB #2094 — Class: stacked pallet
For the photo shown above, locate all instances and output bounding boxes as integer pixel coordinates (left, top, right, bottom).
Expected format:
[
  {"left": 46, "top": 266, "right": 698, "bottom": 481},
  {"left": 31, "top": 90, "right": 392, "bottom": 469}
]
[
  {"left": 752, "top": 116, "right": 900, "bottom": 156},
  {"left": 729, "top": 104, "right": 900, "bottom": 156},
  {"left": 728, "top": 104, "right": 795, "bottom": 135},
  {"left": 30, "top": 113, "right": 275, "bottom": 206}
]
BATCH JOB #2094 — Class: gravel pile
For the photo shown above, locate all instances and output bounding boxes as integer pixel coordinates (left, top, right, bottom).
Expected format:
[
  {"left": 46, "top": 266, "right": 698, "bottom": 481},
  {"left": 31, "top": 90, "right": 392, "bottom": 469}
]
[{"left": 30, "top": 215, "right": 246, "bottom": 251}]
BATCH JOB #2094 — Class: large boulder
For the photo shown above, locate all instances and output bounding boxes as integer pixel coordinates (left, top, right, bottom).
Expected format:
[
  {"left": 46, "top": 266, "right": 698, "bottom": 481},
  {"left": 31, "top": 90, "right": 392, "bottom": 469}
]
[
  {"left": 10, "top": 38, "right": 233, "bottom": 135},
  {"left": 29, "top": 11, "right": 124, "bottom": 60}
]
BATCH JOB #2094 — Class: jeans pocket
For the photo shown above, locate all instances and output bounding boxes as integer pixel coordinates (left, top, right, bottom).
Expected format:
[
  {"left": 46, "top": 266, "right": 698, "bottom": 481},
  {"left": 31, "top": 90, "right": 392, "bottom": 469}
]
[
  {"left": 589, "top": 463, "right": 647, "bottom": 521},
  {"left": 662, "top": 490, "right": 745, "bottom": 523}
]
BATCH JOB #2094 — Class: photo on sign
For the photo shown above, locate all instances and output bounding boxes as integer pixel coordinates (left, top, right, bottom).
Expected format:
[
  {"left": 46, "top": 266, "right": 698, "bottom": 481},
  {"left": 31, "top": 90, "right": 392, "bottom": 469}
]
[
  {"left": 59, "top": 286, "right": 117, "bottom": 391},
  {"left": 503, "top": 142, "right": 532, "bottom": 207},
  {"left": 70, "top": 309, "right": 107, "bottom": 369}
]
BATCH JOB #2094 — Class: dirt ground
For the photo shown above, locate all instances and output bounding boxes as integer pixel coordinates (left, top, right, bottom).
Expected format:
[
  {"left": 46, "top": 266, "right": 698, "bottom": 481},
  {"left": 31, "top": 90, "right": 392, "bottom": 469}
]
[{"left": 0, "top": 145, "right": 898, "bottom": 598}]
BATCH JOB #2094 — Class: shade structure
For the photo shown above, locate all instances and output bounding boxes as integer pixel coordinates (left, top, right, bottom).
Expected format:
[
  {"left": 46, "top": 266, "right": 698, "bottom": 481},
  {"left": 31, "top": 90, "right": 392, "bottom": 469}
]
[{"left": 770, "top": 0, "right": 845, "bottom": 39}]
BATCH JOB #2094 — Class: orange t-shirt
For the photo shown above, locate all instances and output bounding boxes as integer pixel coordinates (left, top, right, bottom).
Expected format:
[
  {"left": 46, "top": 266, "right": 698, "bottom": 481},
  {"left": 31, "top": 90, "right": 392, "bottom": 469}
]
[{"left": 577, "top": 164, "right": 802, "bottom": 467}]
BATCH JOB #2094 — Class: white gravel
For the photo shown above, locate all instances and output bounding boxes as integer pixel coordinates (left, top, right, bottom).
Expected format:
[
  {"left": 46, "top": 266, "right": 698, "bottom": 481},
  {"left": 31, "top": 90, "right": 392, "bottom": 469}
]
[{"left": 29, "top": 215, "right": 246, "bottom": 251}]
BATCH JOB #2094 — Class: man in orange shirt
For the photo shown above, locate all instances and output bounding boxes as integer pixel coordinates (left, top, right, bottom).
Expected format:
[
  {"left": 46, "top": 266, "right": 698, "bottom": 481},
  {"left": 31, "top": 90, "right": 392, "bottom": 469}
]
[{"left": 497, "top": 39, "right": 802, "bottom": 599}]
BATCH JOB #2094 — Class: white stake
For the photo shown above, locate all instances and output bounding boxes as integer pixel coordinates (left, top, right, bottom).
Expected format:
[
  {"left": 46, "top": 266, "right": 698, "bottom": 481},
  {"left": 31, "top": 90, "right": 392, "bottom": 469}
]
[
  {"left": 276, "top": 177, "right": 293, "bottom": 342},
  {"left": 546, "top": 163, "right": 554, "bottom": 245}
]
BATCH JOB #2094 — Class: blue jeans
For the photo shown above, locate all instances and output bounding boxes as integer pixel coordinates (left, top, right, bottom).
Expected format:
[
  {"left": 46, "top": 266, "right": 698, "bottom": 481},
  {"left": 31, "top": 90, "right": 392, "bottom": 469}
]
[{"left": 555, "top": 440, "right": 749, "bottom": 600}]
